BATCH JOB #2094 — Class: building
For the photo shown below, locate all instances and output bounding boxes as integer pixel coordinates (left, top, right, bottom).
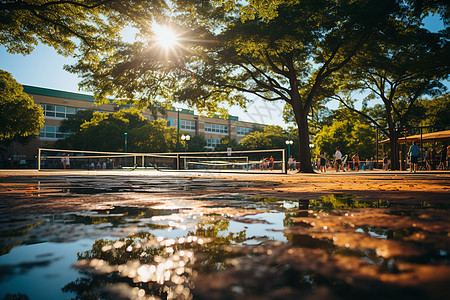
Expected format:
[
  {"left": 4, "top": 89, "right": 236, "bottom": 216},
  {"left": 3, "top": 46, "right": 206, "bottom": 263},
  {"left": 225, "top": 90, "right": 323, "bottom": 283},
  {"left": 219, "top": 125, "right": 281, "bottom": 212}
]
[{"left": 4, "top": 85, "right": 266, "bottom": 167}]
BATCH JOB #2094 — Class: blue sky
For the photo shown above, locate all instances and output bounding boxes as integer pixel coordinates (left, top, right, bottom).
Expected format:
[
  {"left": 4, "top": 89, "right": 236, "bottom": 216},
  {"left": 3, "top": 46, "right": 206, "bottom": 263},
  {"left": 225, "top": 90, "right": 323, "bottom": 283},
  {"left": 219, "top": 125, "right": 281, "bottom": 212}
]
[{"left": 0, "top": 15, "right": 445, "bottom": 127}]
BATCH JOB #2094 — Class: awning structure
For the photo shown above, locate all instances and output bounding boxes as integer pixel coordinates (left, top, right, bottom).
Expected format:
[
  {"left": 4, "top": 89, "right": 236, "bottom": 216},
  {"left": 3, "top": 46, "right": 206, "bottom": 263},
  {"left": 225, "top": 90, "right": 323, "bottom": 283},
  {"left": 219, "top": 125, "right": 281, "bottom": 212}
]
[{"left": 380, "top": 130, "right": 450, "bottom": 144}]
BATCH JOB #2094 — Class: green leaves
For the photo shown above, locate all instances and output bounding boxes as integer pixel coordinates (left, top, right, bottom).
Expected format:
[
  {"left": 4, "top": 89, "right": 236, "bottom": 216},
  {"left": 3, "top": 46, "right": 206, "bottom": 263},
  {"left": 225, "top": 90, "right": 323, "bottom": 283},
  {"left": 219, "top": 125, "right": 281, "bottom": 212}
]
[
  {"left": 0, "top": 70, "right": 44, "bottom": 142},
  {"left": 56, "top": 108, "right": 177, "bottom": 152}
]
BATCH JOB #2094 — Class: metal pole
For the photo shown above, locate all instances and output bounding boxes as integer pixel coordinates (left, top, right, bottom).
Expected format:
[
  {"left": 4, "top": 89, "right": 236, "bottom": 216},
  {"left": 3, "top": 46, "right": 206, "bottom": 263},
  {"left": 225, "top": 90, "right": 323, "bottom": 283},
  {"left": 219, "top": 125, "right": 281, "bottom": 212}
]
[
  {"left": 124, "top": 132, "right": 127, "bottom": 152},
  {"left": 283, "top": 148, "right": 286, "bottom": 174},
  {"left": 288, "top": 144, "right": 291, "bottom": 159},
  {"left": 38, "top": 148, "right": 41, "bottom": 171},
  {"left": 124, "top": 132, "right": 127, "bottom": 168},
  {"left": 176, "top": 109, "right": 180, "bottom": 152},
  {"left": 376, "top": 129, "right": 379, "bottom": 168}
]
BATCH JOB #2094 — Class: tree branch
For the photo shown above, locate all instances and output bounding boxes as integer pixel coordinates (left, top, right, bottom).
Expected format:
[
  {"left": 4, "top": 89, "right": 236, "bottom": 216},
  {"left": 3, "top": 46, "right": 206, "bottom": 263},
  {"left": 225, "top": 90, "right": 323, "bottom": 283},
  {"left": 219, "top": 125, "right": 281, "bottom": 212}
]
[
  {"left": 1, "top": 0, "right": 109, "bottom": 12},
  {"left": 332, "top": 95, "right": 388, "bottom": 136}
]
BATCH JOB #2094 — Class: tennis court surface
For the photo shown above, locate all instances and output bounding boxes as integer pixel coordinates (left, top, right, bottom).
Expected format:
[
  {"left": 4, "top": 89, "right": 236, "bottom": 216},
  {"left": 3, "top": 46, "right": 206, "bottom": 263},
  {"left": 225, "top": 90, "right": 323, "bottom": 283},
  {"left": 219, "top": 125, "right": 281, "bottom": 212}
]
[{"left": 1, "top": 170, "right": 449, "bottom": 299}]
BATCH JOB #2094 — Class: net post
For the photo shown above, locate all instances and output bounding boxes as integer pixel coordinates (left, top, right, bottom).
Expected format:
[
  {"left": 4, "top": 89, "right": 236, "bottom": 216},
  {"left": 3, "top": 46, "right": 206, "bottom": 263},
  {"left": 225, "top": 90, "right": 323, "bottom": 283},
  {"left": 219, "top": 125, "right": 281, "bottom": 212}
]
[
  {"left": 177, "top": 154, "right": 180, "bottom": 170},
  {"left": 38, "top": 148, "right": 41, "bottom": 171},
  {"left": 283, "top": 148, "right": 287, "bottom": 174},
  {"left": 142, "top": 156, "right": 144, "bottom": 168}
]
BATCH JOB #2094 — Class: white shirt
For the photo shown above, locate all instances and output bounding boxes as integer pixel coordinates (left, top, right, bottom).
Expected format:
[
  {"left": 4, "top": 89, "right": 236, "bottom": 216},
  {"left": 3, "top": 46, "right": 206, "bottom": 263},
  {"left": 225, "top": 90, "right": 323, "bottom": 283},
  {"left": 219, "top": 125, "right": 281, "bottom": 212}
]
[{"left": 335, "top": 150, "right": 342, "bottom": 160}]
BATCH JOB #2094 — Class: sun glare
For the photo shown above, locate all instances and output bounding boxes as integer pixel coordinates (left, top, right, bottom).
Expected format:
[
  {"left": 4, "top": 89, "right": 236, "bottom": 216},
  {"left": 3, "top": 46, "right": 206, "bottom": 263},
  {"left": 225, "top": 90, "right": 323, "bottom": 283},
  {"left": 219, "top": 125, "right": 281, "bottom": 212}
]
[{"left": 153, "top": 23, "right": 178, "bottom": 49}]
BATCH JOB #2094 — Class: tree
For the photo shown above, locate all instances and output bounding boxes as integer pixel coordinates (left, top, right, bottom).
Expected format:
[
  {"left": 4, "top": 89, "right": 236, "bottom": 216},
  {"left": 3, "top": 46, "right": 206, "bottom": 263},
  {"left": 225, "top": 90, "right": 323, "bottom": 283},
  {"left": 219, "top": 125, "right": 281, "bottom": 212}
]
[
  {"left": 187, "top": 135, "right": 206, "bottom": 152},
  {"left": 56, "top": 108, "right": 177, "bottom": 152},
  {"left": 58, "top": 109, "right": 95, "bottom": 134},
  {"left": 0, "top": 70, "right": 44, "bottom": 142},
  {"left": 68, "top": 0, "right": 414, "bottom": 172},
  {"left": 0, "top": 0, "right": 168, "bottom": 56},
  {"left": 414, "top": 94, "right": 450, "bottom": 128},
  {"left": 239, "top": 125, "right": 296, "bottom": 152},
  {"left": 334, "top": 23, "right": 448, "bottom": 170},
  {"left": 312, "top": 119, "right": 376, "bottom": 162},
  {"left": 215, "top": 136, "right": 240, "bottom": 151},
  {"left": 131, "top": 119, "right": 177, "bottom": 153}
]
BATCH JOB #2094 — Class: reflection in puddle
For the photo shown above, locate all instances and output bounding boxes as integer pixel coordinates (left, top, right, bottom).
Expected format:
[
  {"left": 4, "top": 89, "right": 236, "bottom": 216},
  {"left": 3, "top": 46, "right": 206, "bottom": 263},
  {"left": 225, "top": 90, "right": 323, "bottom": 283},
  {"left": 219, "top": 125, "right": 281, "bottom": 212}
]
[{"left": 0, "top": 176, "right": 449, "bottom": 300}]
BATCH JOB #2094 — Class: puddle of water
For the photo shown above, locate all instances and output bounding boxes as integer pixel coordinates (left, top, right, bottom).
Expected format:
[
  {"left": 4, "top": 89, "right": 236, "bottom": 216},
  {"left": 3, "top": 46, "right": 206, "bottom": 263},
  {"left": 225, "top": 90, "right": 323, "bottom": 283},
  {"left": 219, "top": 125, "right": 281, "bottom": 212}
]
[{"left": 0, "top": 176, "right": 448, "bottom": 300}]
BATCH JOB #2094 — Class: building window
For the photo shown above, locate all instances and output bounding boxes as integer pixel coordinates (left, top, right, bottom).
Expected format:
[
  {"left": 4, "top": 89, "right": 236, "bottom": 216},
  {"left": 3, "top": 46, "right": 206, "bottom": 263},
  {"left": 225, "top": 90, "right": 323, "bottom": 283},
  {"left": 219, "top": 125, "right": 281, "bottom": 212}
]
[
  {"left": 206, "top": 138, "right": 221, "bottom": 148},
  {"left": 40, "top": 104, "right": 83, "bottom": 119},
  {"left": 205, "top": 123, "right": 228, "bottom": 134},
  {"left": 180, "top": 119, "right": 196, "bottom": 131},
  {"left": 237, "top": 126, "right": 252, "bottom": 136},
  {"left": 39, "top": 125, "right": 71, "bottom": 139}
]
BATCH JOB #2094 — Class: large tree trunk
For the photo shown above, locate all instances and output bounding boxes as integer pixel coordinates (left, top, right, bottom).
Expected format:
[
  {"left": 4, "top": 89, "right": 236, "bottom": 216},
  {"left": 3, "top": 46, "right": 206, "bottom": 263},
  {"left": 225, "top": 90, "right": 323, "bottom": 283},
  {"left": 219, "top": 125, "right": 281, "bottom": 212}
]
[
  {"left": 384, "top": 106, "right": 401, "bottom": 171},
  {"left": 389, "top": 138, "right": 400, "bottom": 170},
  {"left": 295, "top": 110, "right": 314, "bottom": 173},
  {"left": 387, "top": 126, "right": 400, "bottom": 170}
]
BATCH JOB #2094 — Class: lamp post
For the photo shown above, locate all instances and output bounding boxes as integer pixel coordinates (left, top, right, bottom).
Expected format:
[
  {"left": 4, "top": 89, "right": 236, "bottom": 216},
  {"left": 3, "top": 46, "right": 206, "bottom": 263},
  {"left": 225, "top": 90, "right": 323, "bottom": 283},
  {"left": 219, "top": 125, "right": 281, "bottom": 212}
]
[
  {"left": 175, "top": 108, "right": 182, "bottom": 152},
  {"left": 181, "top": 134, "right": 190, "bottom": 169},
  {"left": 285, "top": 140, "right": 293, "bottom": 158},
  {"left": 124, "top": 132, "right": 128, "bottom": 168}
]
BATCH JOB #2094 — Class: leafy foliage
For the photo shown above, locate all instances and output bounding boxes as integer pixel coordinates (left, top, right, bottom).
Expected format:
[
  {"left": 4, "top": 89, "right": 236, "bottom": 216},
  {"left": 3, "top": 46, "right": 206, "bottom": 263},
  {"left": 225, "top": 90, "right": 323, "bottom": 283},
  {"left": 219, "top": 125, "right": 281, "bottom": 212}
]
[
  {"left": 56, "top": 108, "right": 177, "bottom": 152},
  {"left": 68, "top": 0, "right": 433, "bottom": 172},
  {"left": 0, "top": 0, "right": 168, "bottom": 55},
  {"left": 0, "top": 70, "right": 44, "bottom": 142},
  {"left": 313, "top": 119, "right": 376, "bottom": 161}
]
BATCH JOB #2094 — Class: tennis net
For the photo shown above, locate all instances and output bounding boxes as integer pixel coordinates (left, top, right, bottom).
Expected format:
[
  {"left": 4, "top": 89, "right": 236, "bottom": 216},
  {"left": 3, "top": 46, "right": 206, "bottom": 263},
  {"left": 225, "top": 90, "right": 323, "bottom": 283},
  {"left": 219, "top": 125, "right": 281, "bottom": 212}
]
[{"left": 38, "top": 148, "right": 286, "bottom": 173}]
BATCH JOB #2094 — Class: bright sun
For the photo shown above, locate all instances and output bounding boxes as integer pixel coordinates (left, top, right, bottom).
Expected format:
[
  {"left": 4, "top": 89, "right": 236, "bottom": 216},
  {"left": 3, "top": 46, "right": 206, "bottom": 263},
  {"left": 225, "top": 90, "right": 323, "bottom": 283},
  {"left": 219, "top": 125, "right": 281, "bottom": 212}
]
[{"left": 153, "top": 23, "right": 178, "bottom": 49}]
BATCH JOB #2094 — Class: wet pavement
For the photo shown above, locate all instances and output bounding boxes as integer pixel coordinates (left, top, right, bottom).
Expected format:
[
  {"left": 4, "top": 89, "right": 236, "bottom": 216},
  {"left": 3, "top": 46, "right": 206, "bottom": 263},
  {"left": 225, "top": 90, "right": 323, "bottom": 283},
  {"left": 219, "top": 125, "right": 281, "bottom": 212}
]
[{"left": 0, "top": 171, "right": 449, "bottom": 300}]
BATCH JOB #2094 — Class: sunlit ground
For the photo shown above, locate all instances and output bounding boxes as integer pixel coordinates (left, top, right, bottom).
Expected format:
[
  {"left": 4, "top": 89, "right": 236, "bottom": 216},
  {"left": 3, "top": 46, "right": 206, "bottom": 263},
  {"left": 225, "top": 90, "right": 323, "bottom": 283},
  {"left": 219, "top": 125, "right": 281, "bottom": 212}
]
[{"left": 0, "top": 171, "right": 448, "bottom": 299}]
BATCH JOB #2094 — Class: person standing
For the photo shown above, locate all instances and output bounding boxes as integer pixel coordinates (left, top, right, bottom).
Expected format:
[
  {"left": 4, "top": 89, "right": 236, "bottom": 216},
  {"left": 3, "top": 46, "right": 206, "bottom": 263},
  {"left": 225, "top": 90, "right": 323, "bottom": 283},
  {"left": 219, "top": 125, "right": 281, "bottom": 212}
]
[
  {"left": 65, "top": 154, "right": 70, "bottom": 169},
  {"left": 446, "top": 145, "right": 450, "bottom": 170},
  {"left": 269, "top": 156, "right": 274, "bottom": 171},
  {"left": 408, "top": 141, "right": 420, "bottom": 173},
  {"left": 352, "top": 154, "right": 360, "bottom": 171},
  {"left": 437, "top": 145, "right": 446, "bottom": 170},
  {"left": 430, "top": 147, "right": 436, "bottom": 169},
  {"left": 61, "top": 154, "right": 66, "bottom": 169},
  {"left": 288, "top": 155, "right": 294, "bottom": 171},
  {"left": 319, "top": 149, "right": 327, "bottom": 173},
  {"left": 334, "top": 148, "right": 345, "bottom": 172},
  {"left": 383, "top": 154, "right": 389, "bottom": 171},
  {"left": 425, "top": 148, "right": 432, "bottom": 171}
]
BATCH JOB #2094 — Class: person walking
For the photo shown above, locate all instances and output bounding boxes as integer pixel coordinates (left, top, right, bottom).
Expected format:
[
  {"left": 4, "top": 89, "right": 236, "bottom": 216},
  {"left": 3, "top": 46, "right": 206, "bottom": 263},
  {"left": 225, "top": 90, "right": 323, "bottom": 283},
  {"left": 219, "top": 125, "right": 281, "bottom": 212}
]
[
  {"left": 319, "top": 149, "right": 327, "bottom": 173},
  {"left": 437, "top": 145, "right": 446, "bottom": 170},
  {"left": 334, "top": 148, "right": 345, "bottom": 172},
  {"left": 408, "top": 141, "right": 420, "bottom": 173}
]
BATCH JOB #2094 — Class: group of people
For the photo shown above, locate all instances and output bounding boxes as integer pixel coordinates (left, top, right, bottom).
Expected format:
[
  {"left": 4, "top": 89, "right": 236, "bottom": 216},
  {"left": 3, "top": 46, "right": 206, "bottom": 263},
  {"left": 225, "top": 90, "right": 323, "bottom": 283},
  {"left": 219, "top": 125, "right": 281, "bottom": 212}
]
[
  {"left": 316, "top": 148, "right": 374, "bottom": 172},
  {"left": 408, "top": 142, "right": 450, "bottom": 172},
  {"left": 260, "top": 156, "right": 275, "bottom": 171},
  {"left": 61, "top": 154, "right": 70, "bottom": 169}
]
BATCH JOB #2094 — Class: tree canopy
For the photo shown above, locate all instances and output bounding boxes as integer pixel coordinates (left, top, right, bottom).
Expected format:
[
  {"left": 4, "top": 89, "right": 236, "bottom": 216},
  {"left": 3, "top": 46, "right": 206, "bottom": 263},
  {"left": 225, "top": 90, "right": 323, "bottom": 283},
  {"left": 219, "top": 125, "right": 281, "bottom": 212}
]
[
  {"left": 0, "top": 0, "right": 168, "bottom": 55},
  {"left": 56, "top": 108, "right": 177, "bottom": 152},
  {"left": 0, "top": 70, "right": 44, "bottom": 142},
  {"left": 333, "top": 21, "right": 448, "bottom": 169},
  {"left": 68, "top": 0, "right": 427, "bottom": 172}
]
